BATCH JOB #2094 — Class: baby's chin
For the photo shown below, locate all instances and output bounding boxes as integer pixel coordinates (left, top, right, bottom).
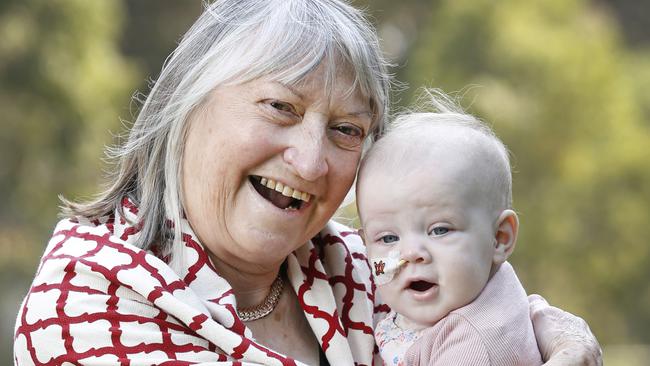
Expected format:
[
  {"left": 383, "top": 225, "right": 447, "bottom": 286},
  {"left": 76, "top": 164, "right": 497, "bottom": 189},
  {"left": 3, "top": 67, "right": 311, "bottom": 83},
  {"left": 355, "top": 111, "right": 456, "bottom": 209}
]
[{"left": 394, "top": 311, "right": 445, "bottom": 330}]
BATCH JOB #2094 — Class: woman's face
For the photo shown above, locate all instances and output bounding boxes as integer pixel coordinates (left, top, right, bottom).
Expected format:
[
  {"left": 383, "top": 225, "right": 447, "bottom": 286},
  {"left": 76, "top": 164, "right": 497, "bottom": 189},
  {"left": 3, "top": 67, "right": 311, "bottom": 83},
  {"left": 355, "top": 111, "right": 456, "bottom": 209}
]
[{"left": 182, "top": 64, "right": 373, "bottom": 272}]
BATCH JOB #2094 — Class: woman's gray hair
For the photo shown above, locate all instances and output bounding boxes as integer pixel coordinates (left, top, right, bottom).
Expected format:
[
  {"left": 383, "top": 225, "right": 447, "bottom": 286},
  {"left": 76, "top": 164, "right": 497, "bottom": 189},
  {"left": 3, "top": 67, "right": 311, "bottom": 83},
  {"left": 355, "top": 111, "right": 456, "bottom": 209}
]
[{"left": 61, "top": 0, "right": 391, "bottom": 269}]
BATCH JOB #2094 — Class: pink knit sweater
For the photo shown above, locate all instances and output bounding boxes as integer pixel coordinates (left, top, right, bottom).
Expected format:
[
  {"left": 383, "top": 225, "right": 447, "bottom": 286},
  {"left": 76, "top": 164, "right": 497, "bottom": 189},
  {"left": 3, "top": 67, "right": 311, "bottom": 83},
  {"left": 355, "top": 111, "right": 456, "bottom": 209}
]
[{"left": 403, "top": 262, "right": 543, "bottom": 365}]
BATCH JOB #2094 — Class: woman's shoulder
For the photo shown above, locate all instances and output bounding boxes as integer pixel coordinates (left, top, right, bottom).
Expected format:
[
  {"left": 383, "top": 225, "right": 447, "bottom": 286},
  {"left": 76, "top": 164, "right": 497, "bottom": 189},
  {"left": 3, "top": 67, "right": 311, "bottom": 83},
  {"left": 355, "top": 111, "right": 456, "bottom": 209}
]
[
  {"left": 14, "top": 216, "right": 224, "bottom": 365},
  {"left": 37, "top": 216, "right": 115, "bottom": 263},
  {"left": 26, "top": 215, "right": 177, "bottom": 303},
  {"left": 42, "top": 214, "right": 137, "bottom": 260}
]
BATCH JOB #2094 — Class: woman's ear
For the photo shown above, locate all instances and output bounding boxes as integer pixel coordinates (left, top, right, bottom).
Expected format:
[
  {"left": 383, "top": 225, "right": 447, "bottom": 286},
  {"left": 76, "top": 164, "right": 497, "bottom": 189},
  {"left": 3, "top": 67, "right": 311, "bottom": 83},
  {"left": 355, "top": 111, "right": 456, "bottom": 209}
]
[{"left": 493, "top": 209, "right": 519, "bottom": 265}]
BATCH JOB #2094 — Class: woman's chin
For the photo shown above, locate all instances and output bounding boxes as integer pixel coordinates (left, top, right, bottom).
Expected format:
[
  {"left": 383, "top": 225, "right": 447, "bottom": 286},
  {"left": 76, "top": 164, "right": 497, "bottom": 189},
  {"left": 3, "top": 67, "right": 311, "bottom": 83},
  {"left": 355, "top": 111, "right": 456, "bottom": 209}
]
[{"left": 249, "top": 230, "right": 306, "bottom": 257}]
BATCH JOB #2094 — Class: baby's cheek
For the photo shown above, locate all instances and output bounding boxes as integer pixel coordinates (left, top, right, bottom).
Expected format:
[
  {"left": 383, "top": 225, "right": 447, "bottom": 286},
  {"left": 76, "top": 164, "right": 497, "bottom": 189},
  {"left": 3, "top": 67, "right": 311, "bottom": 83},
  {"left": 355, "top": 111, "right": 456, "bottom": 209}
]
[
  {"left": 376, "top": 282, "right": 400, "bottom": 307},
  {"left": 367, "top": 242, "right": 389, "bottom": 256},
  {"left": 366, "top": 243, "right": 378, "bottom": 256},
  {"left": 367, "top": 245, "right": 392, "bottom": 264},
  {"left": 450, "top": 262, "right": 490, "bottom": 300}
]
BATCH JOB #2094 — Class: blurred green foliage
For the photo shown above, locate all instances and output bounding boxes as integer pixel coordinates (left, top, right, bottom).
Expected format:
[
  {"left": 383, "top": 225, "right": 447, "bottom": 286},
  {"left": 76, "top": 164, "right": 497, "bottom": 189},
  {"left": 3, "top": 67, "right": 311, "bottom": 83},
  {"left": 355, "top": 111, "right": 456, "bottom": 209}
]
[
  {"left": 0, "top": 0, "right": 137, "bottom": 263},
  {"left": 1, "top": 0, "right": 648, "bottom": 363},
  {"left": 0, "top": 0, "right": 137, "bottom": 359}
]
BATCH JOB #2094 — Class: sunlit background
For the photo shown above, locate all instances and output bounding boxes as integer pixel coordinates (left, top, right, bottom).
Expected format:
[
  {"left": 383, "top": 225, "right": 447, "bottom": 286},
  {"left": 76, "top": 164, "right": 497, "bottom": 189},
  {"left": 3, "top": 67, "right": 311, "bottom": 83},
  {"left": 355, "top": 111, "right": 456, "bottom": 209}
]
[{"left": 1, "top": 0, "right": 649, "bottom": 364}]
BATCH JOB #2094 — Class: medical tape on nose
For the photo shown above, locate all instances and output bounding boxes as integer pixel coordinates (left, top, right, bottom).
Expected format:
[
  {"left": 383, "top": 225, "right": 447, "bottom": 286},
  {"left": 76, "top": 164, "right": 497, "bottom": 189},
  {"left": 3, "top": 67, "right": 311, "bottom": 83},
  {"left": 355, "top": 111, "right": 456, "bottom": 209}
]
[{"left": 370, "top": 249, "right": 407, "bottom": 286}]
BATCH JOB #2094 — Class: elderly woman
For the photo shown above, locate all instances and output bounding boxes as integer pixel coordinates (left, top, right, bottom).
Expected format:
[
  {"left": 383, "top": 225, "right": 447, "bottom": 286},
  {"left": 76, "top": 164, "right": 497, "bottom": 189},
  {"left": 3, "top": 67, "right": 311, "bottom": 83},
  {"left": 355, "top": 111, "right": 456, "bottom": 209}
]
[{"left": 14, "top": 0, "right": 600, "bottom": 365}]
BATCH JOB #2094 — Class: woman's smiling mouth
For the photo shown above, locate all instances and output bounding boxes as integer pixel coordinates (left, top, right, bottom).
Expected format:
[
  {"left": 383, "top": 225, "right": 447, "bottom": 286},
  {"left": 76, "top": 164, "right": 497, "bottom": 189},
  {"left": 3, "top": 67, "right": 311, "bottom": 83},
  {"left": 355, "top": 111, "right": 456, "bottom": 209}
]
[{"left": 250, "top": 175, "right": 312, "bottom": 211}]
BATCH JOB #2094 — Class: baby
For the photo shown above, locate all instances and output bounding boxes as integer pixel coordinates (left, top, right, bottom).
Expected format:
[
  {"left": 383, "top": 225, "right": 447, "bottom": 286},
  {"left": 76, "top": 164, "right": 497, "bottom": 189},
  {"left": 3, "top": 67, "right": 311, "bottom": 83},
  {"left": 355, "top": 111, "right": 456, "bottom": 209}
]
[{"left": 356, "top": 93, "right": 543, "bottom": 365}]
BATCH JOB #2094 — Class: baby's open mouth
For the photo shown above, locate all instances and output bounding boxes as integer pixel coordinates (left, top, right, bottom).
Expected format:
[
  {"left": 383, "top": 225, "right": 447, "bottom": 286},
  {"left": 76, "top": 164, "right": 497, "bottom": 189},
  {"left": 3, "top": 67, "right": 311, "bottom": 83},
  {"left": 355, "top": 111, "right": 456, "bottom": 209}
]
[
  {"left": 408, "top": 280, "right": 435, "bottom": 292},
  {"left": 250, "top": 175, "right": 311, "bottom": 211}
]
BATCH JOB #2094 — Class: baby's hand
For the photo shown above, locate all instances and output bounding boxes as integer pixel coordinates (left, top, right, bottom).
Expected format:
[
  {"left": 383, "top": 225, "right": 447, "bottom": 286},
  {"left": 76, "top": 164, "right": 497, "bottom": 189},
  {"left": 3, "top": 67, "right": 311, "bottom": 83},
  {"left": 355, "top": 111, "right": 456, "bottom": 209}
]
[{"left": 528, "top": 294, "right": 602, "bottom": 366}]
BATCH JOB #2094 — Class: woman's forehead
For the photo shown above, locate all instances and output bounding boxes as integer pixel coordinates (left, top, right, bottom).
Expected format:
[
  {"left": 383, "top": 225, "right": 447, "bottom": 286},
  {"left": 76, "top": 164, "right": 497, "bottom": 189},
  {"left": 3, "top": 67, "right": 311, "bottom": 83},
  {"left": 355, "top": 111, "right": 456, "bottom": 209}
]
[
  {"left": 281, "top": 57, "right": 357, "bottom": 91},
  {"left": 271, "top": 62, "right": 371, "bottom": 108}
]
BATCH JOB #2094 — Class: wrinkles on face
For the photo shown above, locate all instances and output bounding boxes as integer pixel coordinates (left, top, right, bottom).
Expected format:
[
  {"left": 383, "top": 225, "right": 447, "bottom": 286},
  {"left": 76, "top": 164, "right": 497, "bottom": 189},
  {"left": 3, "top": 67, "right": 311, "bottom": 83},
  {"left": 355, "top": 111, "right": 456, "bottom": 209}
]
[
  {"left": 181, "top": 63, "right": 371, "bottom": 278},
  {"left": 282, "top": 112, "right": 330, "bottom": 182}
]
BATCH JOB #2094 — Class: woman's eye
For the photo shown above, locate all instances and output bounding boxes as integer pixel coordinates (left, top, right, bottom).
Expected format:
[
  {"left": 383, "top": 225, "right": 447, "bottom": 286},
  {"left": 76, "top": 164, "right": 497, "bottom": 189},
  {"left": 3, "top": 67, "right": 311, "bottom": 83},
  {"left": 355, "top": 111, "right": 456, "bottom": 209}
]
[
  {"left": 379, "top": 234, "right": 399, "bottom": 244},
  {"left": 329, "top": 123, "right": 365, "bottom": 149},
  {"left": 269, "top": 100, "right": 296, "bottom": 114},
  {"left": 430, "top": 227, "right": 450, "bottom": 236},
  {"left": 335, "top": 124, "right": 363, "bottom": 137}
]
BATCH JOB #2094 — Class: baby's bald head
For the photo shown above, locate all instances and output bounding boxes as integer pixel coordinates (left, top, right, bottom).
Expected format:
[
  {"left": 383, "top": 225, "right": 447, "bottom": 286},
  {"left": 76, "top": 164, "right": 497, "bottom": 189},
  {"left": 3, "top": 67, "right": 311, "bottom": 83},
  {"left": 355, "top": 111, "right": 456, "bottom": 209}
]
[{"left": 357, "top": 94, "right": 513, "bottom": 218}]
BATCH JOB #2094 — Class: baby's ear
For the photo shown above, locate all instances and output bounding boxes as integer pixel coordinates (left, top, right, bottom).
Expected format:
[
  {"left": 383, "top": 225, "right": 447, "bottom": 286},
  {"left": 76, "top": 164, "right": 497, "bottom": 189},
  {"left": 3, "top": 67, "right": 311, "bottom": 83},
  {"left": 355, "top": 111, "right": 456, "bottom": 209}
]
[{"left": 493, "top": 209, "right": 519, "bottom": 265}]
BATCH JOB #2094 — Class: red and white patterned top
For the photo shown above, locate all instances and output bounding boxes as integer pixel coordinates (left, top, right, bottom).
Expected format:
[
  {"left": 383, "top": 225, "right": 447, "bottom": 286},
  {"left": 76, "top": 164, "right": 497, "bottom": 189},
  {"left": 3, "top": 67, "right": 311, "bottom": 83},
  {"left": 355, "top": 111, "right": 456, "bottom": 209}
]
[{"left": 14, "top": 198, "right": 389, "bottom": 365}]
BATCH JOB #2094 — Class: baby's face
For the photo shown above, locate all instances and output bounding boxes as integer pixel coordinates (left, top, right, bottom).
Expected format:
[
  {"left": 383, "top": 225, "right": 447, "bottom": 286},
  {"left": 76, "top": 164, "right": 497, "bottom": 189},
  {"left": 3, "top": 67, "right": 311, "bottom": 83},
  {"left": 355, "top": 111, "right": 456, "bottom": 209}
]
[{"left": 359, "top": 152, "right": 498, "bottom": 329}]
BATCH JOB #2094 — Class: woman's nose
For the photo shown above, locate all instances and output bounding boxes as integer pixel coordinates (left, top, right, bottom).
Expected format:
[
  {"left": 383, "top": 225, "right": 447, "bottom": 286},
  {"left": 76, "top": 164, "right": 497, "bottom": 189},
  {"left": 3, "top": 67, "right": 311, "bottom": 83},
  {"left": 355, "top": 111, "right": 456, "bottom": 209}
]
[
  {"left": 400, "top": 240, "right": 432, "bottom": 264},
  {"left": 282, "top": 115, "right": 329, "bottom": 181}
]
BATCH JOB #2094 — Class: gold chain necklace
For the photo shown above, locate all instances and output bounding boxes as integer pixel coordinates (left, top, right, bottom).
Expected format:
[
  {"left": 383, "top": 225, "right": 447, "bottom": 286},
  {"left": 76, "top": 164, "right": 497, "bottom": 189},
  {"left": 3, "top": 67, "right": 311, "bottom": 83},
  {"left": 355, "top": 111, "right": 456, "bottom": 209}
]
[{"left": 236, "top": 274, "right": 284, "bottom": 322}]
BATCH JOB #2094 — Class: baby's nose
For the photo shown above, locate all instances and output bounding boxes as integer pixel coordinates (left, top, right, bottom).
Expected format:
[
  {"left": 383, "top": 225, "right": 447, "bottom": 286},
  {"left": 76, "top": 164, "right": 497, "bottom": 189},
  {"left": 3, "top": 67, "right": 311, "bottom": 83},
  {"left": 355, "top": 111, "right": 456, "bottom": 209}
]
[{"left": 400, "top": 241, "right": 432, "bottom": 264}]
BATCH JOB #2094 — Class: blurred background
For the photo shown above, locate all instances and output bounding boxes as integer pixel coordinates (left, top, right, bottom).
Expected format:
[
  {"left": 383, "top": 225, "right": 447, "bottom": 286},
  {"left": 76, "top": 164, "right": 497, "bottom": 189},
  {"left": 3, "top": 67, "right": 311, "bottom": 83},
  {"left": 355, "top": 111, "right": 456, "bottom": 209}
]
[{"left": 1, "top": 0, "right": 648, "bottom": 364}]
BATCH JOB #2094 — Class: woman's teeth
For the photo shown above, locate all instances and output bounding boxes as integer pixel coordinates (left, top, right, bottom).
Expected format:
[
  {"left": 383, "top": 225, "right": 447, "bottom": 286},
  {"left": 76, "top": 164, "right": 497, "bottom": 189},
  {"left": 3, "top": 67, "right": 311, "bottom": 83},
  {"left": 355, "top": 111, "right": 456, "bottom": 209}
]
[{"left": 260, "top": 177, "right": 311, "bottom": 202}]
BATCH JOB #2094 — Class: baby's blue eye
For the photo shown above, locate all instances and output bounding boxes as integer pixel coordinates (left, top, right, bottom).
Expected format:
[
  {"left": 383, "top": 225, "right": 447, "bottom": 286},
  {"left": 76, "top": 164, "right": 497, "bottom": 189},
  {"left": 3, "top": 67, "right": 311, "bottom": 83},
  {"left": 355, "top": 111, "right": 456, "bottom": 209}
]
[
  {"left": 430, "top": 227, "right": 449, "bottom": 236},
  {"left": 380, "top": 234, "right": 399, "bottom": 244}
]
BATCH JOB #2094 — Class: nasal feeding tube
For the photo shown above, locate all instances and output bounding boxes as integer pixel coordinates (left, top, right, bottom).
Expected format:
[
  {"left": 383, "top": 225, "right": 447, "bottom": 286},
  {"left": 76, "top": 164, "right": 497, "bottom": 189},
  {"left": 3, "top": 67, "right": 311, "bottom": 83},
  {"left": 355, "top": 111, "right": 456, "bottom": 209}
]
[{"left": 370, "top": 249, "right": 407, "bottom": 285}]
